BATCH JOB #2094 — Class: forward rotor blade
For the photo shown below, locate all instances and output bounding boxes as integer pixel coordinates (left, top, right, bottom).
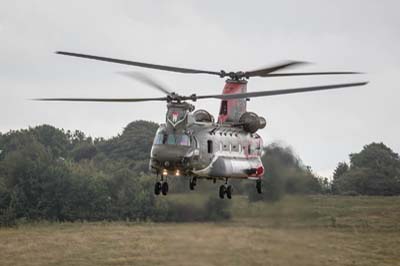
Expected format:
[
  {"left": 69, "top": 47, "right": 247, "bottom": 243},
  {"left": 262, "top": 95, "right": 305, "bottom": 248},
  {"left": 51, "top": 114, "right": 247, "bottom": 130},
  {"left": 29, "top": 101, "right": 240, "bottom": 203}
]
[
  {"left": 244, "top": 61, "right": 307, "bottom": 78},
  {"left": 56, "top": 51, "right": 221, "bottom": 76},
  {"left": 195, "top": 82, "right": 368, "bottom": 100},
  {"left": 33, "top": 97, "right": 167, "bottom": 102},
  {"left": 263, "top": 71, "right": 362, "bottom": 77},
  {"left": 118, "top": 71, "right": 171, "bottom": 95}
]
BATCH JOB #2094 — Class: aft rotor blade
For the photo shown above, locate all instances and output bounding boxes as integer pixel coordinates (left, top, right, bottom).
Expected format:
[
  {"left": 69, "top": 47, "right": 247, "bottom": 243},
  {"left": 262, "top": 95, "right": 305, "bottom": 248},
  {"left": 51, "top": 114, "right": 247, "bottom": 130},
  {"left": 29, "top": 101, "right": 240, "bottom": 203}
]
[
  {"left": 33, "top": 97, "right": 167, "bottom": 102},
  {"left": 244, "top": 61, "right": 307, "bottom": 78},
  {"left": 55, "top": 51, "right": 364, "bottom": 80},
  {"left": 118, "top": 71, "right": 171, "bottom": 95},
  {"left": 56, "top": 51, "right": 221, "bottom": 76},
  {"left": 195, "top": 82, "right": 368, "bottom": 100}
]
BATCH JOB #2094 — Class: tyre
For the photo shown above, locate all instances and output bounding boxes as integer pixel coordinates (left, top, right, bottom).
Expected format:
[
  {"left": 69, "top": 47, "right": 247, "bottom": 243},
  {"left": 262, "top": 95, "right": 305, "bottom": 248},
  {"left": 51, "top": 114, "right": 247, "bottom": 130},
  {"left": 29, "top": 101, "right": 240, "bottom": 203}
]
[
  {"left": 189, "top": 177, "right": 196, "bottom": 190},
  {"left": 256, "top": 180, "right": 262, "bottom": 194},
  {"left": 226, "top": 185, "right": 232, "bottom": 199},
  {"left": 154, "top": 182, "right": 161, "bottom": 195},
  {"left": 189, "top": 181, "right": 195, "bottom": 190},
  {"left": 219, "top": 185, "right": 226, "bottom": 199},
  {"left": 161, "top": 182, "right": 169, "bottom": 195}
]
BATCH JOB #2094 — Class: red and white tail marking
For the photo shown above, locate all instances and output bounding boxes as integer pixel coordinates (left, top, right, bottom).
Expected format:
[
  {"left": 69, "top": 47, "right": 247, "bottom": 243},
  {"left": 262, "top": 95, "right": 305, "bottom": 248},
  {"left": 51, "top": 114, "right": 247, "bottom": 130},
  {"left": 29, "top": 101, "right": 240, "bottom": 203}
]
[{"left": 217, "top": 80, "right": 247, "bottom": 123}]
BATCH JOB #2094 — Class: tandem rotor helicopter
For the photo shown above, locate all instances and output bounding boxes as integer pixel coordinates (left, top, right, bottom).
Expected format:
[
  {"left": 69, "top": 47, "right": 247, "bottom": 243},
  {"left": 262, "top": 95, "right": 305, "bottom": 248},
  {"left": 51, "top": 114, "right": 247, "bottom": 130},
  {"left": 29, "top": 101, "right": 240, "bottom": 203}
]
[{"left": 37, "top": 51, "right": 368, "bottom": 199}]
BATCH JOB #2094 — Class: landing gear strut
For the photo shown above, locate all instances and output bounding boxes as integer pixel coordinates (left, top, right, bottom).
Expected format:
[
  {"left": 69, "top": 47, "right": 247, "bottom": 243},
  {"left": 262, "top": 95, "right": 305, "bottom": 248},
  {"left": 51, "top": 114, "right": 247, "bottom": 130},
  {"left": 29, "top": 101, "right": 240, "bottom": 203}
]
[
  {"left": 154, "top": 175, "right": 169, "bottom": 196},
  {"left": 189, "top": 177, "right": 197, "bottom": 190},
  {"left": 219, "top": 178, "right": 232, "bottom": 199}
]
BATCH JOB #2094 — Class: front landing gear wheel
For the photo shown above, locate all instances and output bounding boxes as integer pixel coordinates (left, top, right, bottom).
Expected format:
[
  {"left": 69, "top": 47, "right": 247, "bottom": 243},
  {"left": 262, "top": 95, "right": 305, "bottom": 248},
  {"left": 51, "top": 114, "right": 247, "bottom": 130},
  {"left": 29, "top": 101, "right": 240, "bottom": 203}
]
[
  {"left": 256, "top": 180, "right": 262, "bottom": 194},
  {"left": 226, "top": 185, "right": 233, "bottom": 199},
  {"left": 189, "top": 177, "right": 197, "bottom": 191},
  {"left": 161, "top": 182, "right": 169, "bottom": 195},
  {"left": 154, "top": 182, "right": 161, "bottom": 195},
  {"left": 219, "top": 185, "right": 226, "bottom": 199}
]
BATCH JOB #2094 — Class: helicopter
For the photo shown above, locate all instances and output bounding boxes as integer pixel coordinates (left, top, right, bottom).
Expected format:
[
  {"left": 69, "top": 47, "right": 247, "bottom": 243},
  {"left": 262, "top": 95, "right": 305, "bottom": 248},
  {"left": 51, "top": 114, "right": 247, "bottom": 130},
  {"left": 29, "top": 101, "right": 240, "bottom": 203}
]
[{"left": 36, "top": 51, "right": 368, "bottom": 199}]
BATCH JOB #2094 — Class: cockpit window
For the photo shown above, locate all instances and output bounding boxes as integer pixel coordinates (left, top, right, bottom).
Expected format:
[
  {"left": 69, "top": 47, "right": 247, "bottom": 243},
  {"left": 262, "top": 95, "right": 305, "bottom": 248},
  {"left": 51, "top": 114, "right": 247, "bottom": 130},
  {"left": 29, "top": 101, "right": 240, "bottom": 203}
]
[
  {"left": 154, "top": 133, "right": 164, "bottom": 145},
  {"left": 177, "top": 135, "right": 190, "bottom": 146},
  {"left": 153, "top": 133, "right": 190, "bottom": 146}
]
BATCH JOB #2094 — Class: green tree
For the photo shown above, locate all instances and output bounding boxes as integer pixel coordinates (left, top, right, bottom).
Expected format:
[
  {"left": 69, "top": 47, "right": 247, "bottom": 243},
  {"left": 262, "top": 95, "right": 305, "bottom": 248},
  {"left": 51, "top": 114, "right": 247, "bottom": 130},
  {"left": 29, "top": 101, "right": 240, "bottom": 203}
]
[
  {"left": 71, "top": 142, "right": 98, "bottom": 162},
  {"left": 334, "top": 143, "right": 400, "bottom": 195},
  {"left": 333, "top": 162, "right": 349, "bottom": 180},
  {"left": 1, "top": 137, "right": 52, "bottom": 220},
  {"left": 97, "top": 120, "right": 158, "bottom": 161},
  {"left": 332, "top": 162, "right": 349, "bottom": 193}
]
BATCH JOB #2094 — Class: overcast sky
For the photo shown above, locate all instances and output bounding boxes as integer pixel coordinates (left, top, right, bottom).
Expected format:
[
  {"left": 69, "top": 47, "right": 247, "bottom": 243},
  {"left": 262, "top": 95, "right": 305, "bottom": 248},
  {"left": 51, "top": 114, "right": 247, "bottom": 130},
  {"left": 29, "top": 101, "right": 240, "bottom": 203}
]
[{"left": 1, "top": 0, "right": 399, "bottom": 177}]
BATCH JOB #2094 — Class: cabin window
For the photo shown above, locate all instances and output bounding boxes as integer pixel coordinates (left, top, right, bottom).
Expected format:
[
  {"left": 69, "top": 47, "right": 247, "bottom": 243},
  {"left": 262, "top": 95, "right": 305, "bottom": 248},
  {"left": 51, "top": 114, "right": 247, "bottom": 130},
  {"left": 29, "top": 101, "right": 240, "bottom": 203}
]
[
  {"left": 207, "top": 140, "right": 213, "bottom": 153},
  {"left": 219, "top": 100, "right": 228, "bottom": 115}
]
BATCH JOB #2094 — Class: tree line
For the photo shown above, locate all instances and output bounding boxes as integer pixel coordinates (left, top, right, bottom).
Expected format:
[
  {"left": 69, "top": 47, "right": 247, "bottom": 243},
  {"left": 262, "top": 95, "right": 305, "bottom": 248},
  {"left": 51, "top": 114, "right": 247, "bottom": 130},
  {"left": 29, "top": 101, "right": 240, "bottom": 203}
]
[
  {"left": 1, "top": 121, "right": 399, "bottom": 225},
  {"left": 0, "top": 121, "right": 232, "bottom": 226}
]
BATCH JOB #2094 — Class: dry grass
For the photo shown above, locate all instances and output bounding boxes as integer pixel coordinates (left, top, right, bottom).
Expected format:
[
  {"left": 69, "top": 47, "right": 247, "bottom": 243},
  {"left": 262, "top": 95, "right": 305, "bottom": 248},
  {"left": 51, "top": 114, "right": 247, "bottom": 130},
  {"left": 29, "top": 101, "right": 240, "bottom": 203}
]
[{"left": 1, "top": 196, "right": 400, "bottom": 266}]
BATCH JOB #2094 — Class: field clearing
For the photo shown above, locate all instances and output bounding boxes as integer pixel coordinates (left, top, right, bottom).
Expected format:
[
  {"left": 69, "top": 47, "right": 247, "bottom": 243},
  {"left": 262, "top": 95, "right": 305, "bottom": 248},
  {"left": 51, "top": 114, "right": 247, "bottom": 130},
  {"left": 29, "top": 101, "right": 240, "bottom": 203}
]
[{"left": 1, "top": 195, "right": 400, "bottom": 266}]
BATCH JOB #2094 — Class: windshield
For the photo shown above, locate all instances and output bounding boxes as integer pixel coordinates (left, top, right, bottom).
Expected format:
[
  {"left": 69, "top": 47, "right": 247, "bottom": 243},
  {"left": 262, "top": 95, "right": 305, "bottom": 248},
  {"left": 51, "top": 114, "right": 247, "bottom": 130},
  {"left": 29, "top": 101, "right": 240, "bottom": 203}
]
[{"left": 153, "top": 133, "right": 190, "bottom": 146}]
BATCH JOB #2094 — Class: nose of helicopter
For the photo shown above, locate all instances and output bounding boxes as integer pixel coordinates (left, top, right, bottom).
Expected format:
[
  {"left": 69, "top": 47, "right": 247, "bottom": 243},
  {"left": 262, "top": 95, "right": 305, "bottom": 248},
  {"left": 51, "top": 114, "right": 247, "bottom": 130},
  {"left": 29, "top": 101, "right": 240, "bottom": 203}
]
[{"left": 150, "top": 145, "right": 191, "bottom": 170}]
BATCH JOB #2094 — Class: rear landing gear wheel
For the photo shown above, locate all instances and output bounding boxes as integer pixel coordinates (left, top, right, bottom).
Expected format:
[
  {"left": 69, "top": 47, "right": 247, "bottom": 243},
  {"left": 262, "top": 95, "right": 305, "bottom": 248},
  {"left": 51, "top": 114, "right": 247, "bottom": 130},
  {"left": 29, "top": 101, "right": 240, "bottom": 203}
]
[
  {"left": 154, "top": 181, "right": 161, "bottom": 195},
  {"left": 219, "top": 185, "right": 226, "bottom": 199},
  {"left": 226, "top": 185, "right": 233, "bottom": 199},
  {"left": 256, "top": 180, "right": 262, "bottom": 194},
  {"left": 161, "top": 182, "right": 169, "bottom": 195},
  {"left": 189, "top": 177, "right": 197, "bottom": 191}
]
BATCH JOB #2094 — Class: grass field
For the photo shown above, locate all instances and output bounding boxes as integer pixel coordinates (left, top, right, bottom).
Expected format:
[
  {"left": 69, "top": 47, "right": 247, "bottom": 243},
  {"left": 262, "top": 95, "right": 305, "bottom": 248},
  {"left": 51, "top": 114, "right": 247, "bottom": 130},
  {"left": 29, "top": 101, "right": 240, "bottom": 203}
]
[{"left": 1, "top": 195, "right": 400, "bottom": 266}]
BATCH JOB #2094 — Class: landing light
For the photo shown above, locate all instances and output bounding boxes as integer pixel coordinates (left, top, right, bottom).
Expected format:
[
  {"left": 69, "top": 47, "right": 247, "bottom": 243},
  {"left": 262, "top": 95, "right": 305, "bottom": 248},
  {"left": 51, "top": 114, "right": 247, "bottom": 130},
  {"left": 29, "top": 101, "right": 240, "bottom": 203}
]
[
  {"left": 162, "top": 169, "right": 168, "bottom": 176},
  {"left": 176, "top": 170, "right": 180, "bottom": 176}
]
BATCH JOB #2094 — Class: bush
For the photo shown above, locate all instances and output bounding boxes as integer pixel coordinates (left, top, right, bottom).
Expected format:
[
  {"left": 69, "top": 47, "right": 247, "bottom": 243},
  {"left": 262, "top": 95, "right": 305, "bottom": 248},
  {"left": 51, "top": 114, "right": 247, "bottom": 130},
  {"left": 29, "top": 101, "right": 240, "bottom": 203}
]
[
  {"left": 153, "top": 195, "right": 231, "bottom": 222},
  {"left": 204, "top": 195, "right": 231, "bottom": 221},
  {"left": 154, "top": 201, "right": 204, "bottom": 222},
  {"left": 0, "top": 207, "right": 16, "bottom": 227}
]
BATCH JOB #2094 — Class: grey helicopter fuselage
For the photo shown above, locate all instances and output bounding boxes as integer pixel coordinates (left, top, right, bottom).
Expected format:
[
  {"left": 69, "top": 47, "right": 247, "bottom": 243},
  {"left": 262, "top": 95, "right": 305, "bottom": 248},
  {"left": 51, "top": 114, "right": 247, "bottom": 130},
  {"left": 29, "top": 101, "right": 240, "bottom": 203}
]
[{"left": 150, "top": 79, "right": 265, "bottom": 181}]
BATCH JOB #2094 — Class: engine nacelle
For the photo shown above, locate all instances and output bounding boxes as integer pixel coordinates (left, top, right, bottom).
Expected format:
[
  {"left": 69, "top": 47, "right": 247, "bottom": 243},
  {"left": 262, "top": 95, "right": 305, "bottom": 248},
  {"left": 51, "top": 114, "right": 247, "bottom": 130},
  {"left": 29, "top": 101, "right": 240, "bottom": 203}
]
[
  {"left": 193, "top": 109, "right": 214, "bottom": 123},
  {"left": 239, "top": 112, "right": 266, "bottom": 133},
  {"left": 259, "top": 116, "right": 267, "bottom": 129}
]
